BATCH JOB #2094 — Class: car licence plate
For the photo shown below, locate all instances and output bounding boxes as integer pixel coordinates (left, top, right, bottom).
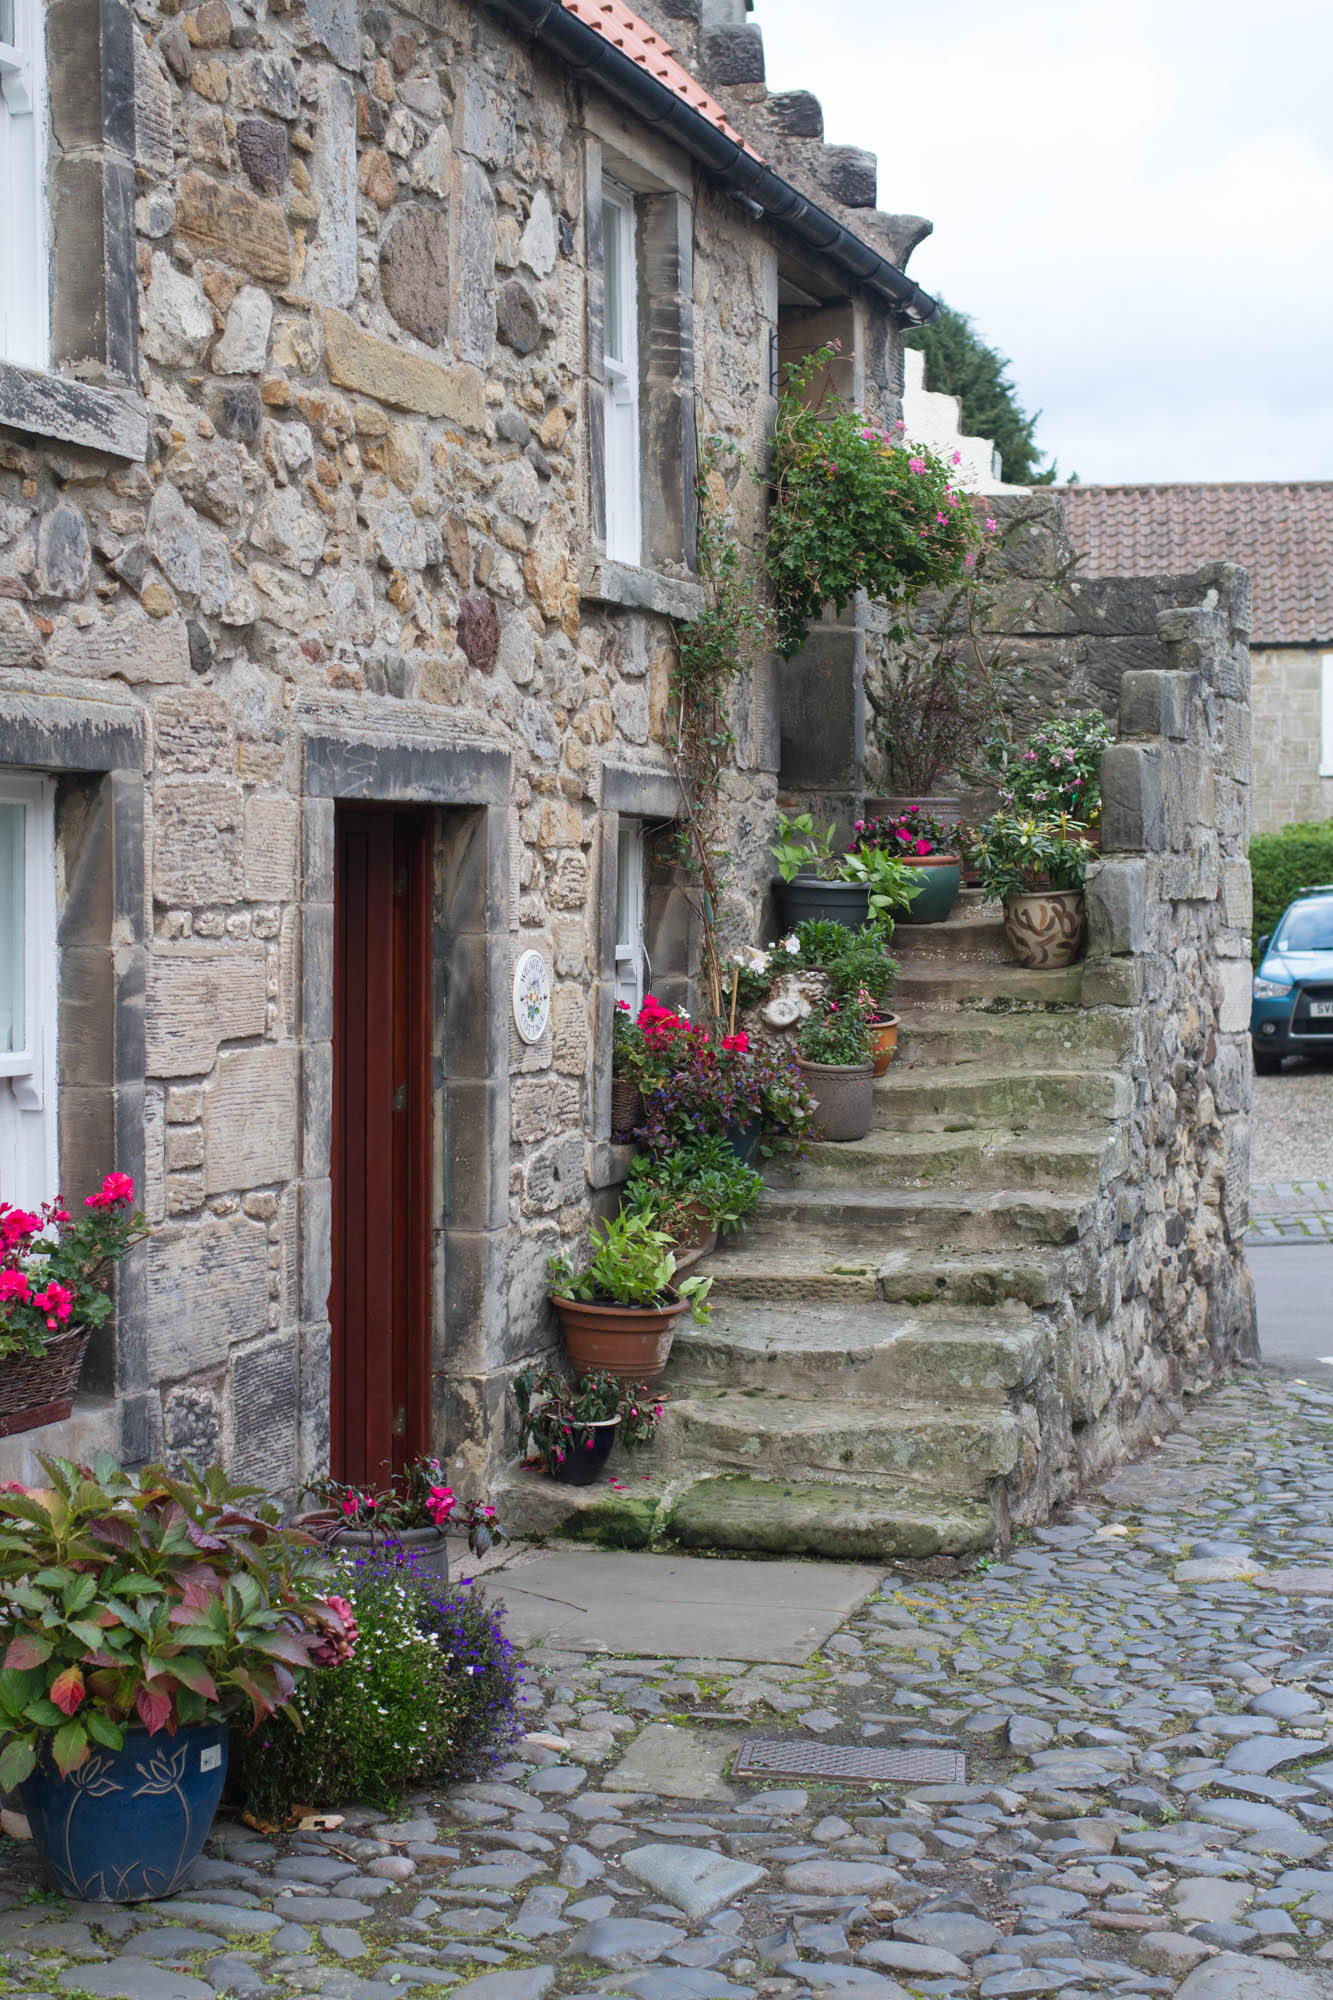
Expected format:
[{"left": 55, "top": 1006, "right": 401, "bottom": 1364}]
[{"left": 1309, "top": 1000, "right": 1333, "bottom": 1017}]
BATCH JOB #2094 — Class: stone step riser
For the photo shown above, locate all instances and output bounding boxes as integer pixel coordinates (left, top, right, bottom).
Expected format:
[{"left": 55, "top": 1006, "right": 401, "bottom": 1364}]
[
  {"left": 701, "top": 1253, "right": 1062, "bottom": 1311},
  {"left": 892, "top": 963, "right": 1084, "bottom": 1009},
  {"left": 752, "top": 1193, "right": 1087, "bottom": 1249},
  {"left": 893, "top": 914, "right": 1011, "bottom": 963},
  {"left": 871, "top": 1070, "right": 1128, "bottom": 1131},
  {"left": 797, "top": 1140, "right": 1106, "bottom": 1195},
  {"left": 892, "top": 1016, "right": 1135, "bottom": 1073},
  {"left": 663, "top": 1328, "right": 1044, "bottom": 1403},
  {"left": 652, "top": 1399, "right": 1021, "bottom": 1495}
]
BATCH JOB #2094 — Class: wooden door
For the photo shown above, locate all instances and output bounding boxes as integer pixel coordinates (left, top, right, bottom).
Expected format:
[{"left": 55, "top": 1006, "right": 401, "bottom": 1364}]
[{"left": 331, "top": 807, "right": 432, "bottom": 1484}]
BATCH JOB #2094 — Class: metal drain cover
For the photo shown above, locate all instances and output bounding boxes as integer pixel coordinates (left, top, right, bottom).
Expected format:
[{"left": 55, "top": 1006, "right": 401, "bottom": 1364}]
[{"left": 733, "top": 1738, "right": 965, "bottom": 1785}]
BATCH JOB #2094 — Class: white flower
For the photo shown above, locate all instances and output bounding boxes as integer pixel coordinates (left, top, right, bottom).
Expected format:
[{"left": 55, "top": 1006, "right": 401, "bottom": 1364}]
[{"left": 782, "top": 934, "right": 800, "bottom": 956}]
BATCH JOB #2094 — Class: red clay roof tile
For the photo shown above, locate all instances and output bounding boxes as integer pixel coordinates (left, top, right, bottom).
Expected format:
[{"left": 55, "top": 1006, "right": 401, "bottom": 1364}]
[
  {"left": 560, "top": 0, "right": 761, "bottom": 159},
  {"left": 1058, "top": 483, "right": 1333, "bottom": 646}
]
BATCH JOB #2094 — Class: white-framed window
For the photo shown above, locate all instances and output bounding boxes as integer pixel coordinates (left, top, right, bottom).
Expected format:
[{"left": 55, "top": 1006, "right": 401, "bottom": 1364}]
[
  {"left": 601, "top": 179, "right": 641, "bottom": 567},
  {"left": 1320, "top": 655, "right": 1333, "bottom": 779},
  {"left": 614, "top": 820, "right": 647, "bottom": 1014},
  {"left": 0, "top": 0, "right": 48, "bottom": 371},
  {"left": 0, "top": 772, "right": 58, "bottom": 1205}
]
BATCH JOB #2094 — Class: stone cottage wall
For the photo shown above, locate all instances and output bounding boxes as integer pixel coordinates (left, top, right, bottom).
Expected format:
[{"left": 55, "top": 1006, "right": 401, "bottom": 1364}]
[
  {"left": 0, "top": 0, "right": 919, "bottom": 1490},
  {"left": 1250, "top": 646, "right": 1333, "bottom": 834}
]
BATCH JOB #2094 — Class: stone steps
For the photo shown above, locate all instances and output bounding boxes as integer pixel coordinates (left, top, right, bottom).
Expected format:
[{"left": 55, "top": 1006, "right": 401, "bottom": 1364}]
[
  {"left": 891, "top": 1004, "right": 1133, "bottom": 1072},
  {"left": 506, "top": 912, "right": 1131, "bottom": 1565},
  {"left": 698, "top": 1235, "right": 1065, "bottom": 1308},
  {"left": 664, "top": 1296, "right": 1047, "bottom": 1400},
  {"left": 797, "top": 1123, "right": 1118, "bottom": 1192},
  {"left": 871, "top": 1064, "right": 1128, "bottom": 1130}
]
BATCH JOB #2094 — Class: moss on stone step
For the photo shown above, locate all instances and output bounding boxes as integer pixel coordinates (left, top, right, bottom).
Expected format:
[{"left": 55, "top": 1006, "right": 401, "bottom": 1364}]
[{"left": 665, "top": 1474, "right": 995, "bottom": 1560}]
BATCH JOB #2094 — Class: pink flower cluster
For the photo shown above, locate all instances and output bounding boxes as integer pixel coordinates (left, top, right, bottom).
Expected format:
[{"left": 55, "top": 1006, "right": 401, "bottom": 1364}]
[
  {"left": 425, "top": 1483, "right": 456, "bottom": 1527},
  {"left": 311, "top": 1593, "right": 360, "bottom": 1668},
  {"left": 85, "top": 1171, "right": 135, "bottom": 1211}
]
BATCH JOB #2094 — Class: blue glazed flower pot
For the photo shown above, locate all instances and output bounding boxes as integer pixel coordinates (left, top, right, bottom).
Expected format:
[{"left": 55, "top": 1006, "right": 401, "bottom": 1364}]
[
  {"left": 723, "top": 1118, "right": 762, "bottom": 1166},
  {"left": 19, "top": 1723, "right": 229, "bottom": 1902}
]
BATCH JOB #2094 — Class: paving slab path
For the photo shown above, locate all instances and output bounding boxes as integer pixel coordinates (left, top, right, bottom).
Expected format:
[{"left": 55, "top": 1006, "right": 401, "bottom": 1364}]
[{"left": 11, "top": 1375, "right": 1333, "bottom": 2000}]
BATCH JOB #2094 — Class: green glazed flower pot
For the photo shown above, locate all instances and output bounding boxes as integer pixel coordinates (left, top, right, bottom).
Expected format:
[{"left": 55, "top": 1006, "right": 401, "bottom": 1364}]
[{"left": 899, "top": 857, "right": 961, "bottom": 925}]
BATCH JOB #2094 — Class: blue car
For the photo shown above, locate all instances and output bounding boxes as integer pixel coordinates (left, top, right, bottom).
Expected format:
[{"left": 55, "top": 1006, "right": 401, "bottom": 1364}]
[{"left": 1252, "top": 885, "right": 1333, "bottom": 1073}]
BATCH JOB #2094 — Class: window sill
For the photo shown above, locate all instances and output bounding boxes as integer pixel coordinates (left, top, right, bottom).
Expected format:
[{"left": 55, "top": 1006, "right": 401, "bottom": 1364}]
[
  {"left": 0, "top": 361, "right": 148, "bottom": 461},
  {"left": 580, "top": 557, "right": 707, "bottom": 622},
  {"left": 587, "top": 1137, "right": 636, "bottom": 1191}
]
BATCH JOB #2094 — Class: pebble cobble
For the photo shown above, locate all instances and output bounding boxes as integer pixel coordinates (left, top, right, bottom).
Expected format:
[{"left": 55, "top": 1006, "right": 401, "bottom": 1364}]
[{"left": 7, "top": 1377, "right": 1333, "bottom": 1999}]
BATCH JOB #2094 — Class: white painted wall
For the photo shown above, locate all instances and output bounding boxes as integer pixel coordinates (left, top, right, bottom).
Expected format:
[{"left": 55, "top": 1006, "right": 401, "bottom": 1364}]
[{"left": 900, "top": 349, "right": 1024, "bottom": 496}]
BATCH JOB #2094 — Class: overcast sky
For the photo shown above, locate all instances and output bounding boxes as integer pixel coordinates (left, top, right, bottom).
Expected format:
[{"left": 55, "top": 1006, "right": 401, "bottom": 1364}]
[{"left": 753, "top": 0, "right": 1333, "bottom": 485}]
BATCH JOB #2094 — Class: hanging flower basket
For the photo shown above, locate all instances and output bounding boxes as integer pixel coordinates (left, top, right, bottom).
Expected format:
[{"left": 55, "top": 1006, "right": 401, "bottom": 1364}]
[{"left": 0, "top": 1324, "right": 92, "bottom": 1438}]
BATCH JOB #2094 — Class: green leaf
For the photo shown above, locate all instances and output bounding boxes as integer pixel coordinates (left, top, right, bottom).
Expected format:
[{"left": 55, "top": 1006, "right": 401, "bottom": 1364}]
[
  {"left": 84, "top": 1711, "right": 124, "bottom": 1751},
  {"left": 0, "top": 1735, "right": 36, "bottom": 1790},
  {"left": 50, "top": 1720, "right": 89, "bottom": 1777},
  {"left": 62, "top": 1572, "right": 98, "bottom": 1615}
]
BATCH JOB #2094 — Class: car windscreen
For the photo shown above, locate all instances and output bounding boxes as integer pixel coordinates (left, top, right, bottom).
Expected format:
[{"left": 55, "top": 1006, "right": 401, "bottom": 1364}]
[{"left": 1274, "top": 898, "right": 1333, "bottom": 952}]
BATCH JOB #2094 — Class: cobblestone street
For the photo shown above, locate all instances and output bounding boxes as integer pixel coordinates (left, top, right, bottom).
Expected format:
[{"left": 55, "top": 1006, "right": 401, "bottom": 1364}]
[{"left": 7, "top": 1375, "right": 1333, "bottom": 1998}]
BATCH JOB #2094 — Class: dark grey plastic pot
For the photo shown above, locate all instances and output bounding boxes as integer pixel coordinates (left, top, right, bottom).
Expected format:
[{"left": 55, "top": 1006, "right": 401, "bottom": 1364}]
[{"left": 773, "top": 877, "right": 871, "bottom": 931}]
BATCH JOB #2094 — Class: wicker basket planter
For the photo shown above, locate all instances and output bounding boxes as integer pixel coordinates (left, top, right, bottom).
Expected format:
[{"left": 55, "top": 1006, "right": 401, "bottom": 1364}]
[
  {"left": 610, "top": 1079, "right": 644, "bottom": 1138},
  {"left": 0, "top": 1326, "right": 92, "bottom": 1439}
]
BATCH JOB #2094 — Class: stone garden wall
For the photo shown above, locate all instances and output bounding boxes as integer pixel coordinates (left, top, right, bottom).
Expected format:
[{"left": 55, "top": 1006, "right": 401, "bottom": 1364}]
[{"left": 0, "top": 0, "right": 926, "bottom": 1491}]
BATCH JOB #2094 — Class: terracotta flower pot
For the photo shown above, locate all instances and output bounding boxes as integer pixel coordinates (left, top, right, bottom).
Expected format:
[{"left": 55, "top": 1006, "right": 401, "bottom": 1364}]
[
  {"left": 1002, "top": 888, "right": 1085, "bottom": 969},
  {"left": 797, "top": 1059, "right": 875, "bottom": 1143},
  {"left": 867, "top": 1013, "right": 901, "bottom": 1077},
  {"left": 552, "top": 1291, "right": 689, "bottom": 1385}
]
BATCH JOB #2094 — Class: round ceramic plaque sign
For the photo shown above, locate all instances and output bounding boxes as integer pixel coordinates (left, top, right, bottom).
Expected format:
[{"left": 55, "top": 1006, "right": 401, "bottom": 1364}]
[{"left": 512, "top": 950, "right": 551, "bottom": 1043}]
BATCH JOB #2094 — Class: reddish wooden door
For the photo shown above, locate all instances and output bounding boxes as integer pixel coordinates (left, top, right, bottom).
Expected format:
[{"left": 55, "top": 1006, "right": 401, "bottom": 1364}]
[{"left": 331, "top": 807, "right": 432, "bottom": 1484}]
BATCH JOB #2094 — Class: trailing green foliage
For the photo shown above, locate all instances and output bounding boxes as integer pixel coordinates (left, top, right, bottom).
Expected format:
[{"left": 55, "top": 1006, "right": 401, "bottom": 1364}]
[
  {"left": 905, "top": 300, "right": 1057, "bottom": 484},
  {"left": 767, "top": 344, "right": 982, "bottom": 660},
  {"left": 1250, "top": 819, "right": 1333, "bottom": 962},
  {"left": 983, "top": 712, "right": 1112, "bottom": 824}
]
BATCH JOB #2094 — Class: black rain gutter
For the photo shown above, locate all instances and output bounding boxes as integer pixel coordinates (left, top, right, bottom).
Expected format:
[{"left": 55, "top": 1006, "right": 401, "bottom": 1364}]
[{"left": 482, "top": 0, "right": 940, "bottom": 326}]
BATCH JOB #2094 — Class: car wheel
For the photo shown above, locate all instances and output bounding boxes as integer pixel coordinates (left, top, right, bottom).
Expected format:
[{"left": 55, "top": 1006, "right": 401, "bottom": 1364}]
[{"left": 1253, "top": 1049, "right": 1283, "bottom": 1075}]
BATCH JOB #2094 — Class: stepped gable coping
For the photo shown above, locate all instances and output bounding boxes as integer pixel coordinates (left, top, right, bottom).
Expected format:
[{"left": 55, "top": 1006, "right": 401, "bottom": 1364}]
[
  {"left": 561, "top": 0, "right": 761, "bottom": 158},
  {"left": 1058, "top": 481, "right": 1333, "bottom": 647}
]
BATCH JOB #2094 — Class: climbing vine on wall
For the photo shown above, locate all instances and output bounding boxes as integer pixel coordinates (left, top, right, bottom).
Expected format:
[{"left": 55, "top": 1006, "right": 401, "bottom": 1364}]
[{"left": 671, "top": 434, "right": 772, "bottom": 1027}]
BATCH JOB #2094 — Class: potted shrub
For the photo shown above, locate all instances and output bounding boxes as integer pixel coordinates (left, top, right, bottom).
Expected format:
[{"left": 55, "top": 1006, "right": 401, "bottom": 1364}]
[
  {"left": 0, "top": 1174, "right": 147, "bottom": 1438},
  {"left": 970, "top": 811, "right": 1095, "bottom": 968},
  {"left": 547, "top": 1211, "right": 712, "bottom": 1385},
  {"left": 856, "top": 808, "right": 962, "bottom": 925},
  {"left": 770, "top": 812, "right": 871, "bottom": 930},
  {"left": 982, "top": 712, "right": 1113, "bottom": 843},
  {"left": 512, "top": 1367, "right": 664, "bottom": 1485},
  {"left": 796, "top": 996, "right": 875, "bottom": 1143},
  {"left": 620, "top": 1132, "right": 766, "bottom": 1273},
  {"left": 775, "top": 919, "right": 903, "bottom": 1077},
  {"left": 0, "top": 1453, "right": 355, "bottom": 1902},
  {"left": 301, "top": 1458, "right": 504, "bottom": 1583}
]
